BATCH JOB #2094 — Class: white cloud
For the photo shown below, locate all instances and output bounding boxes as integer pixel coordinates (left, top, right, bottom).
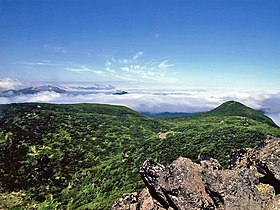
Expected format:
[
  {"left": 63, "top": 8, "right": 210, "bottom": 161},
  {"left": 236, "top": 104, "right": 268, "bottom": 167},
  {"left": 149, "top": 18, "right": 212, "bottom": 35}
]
[
  {"left": 154, "top": 33, "right": 159, "bottom": 39},
  {"left": 0, "top": 91, "right": 61, "bottom": 103},
  {"left": 119, "top": 58, "right": 129, "bottom": 64},
  {"left": 105, "top": 60, "right": 111, "bottom": 67},
  {"left": 22, "top": 62, "right": 48, "bottom": 66},
  {"left": 158, "top": 60, "right": 174, "bottom": 69},
  {"left": 17, "top": 60, "right": 57, "bottom": 66},
  {"left": 133, "top": 51, "right": 144, "bottom": 61},
  {"left": 93, "top": 70, "right": 105, "bottom": 75},
  {"left": 260, "top": 93, "right": 280, "bottom": 113},
  {"left": 1, "top": 79, "right": 280, "bottom": 126},
  {"left": 0, "top": 78, "right": 25, "bottom": 90},
  {"left": 1, "top": 78, "right": 279, "bottom": 126},
  {"left": 117, "top": 52, "right": 144, "bottom": 64},
  {"left": 54, "top": 46, "right": 66, "bottom": 54},
  {"left": 65, "top": 66, "right": 104, "bottom": 75},
  {"left": 43, "top": 44, "right": 66, "bottom": 54},
  {"left": 27, "top": 91, "right": 61, "bottom": 102},
  {"left": 15, "top": 52, "right": 176, "bottom": 84},
  {"left": 121, "top": 67, "right": 130, "bottom": 72},
  {"left": 66, "top": 66, "right": 89, "bottom": 72},
  {"left": 99, "top": 53, "right": 177, "bottom": 83}
]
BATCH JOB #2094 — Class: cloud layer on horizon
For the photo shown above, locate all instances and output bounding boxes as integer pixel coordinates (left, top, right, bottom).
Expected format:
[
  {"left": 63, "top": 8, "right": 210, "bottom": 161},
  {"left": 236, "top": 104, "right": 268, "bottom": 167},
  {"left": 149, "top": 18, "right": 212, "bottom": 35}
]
[{"left": 0, "top": 78, "right": 280, "bottom": 126}]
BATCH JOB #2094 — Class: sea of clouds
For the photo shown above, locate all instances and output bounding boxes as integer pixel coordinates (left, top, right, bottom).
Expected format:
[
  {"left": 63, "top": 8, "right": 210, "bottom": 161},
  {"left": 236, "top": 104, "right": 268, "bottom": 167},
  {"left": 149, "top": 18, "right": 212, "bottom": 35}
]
[{"left": 0, "top": 78, "right": 280, "bottom": 126}]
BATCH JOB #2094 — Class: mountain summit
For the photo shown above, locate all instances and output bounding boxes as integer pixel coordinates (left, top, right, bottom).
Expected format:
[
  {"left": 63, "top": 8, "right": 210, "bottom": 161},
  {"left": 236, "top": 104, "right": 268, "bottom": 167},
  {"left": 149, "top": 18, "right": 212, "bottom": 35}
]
[{"left": 205, "top": 101, "right": 278, "bottom": 127}]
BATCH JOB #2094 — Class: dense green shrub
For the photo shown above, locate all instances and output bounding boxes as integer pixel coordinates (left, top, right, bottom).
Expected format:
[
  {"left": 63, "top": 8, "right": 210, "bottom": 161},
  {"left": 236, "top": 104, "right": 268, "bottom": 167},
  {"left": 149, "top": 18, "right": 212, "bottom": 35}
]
[{"left": 0, "top": 102, "right": 279, "bottom": 209}]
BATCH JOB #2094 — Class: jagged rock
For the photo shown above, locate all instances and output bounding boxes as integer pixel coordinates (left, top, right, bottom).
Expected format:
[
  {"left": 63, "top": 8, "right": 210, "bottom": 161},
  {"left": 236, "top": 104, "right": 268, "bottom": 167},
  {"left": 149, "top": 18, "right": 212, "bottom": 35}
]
[
  {"left": 141, "top": 158, "right": 216, "bottom": 210},
  {"left": 200, "top": 158, "right": 222, "bottom": 171},
  {"left": 113, "top": 138, "right": 280, "bottom": 210},
  {"left": 264, "top": 195, "right": 280, "bottom": 210},
  {"left": 112, "top": 188, "right": 165, "bottom": 210},
  {"left": 140, "top": 157, "right": 263, "bottom": 210},
  {"left": 257, "top": 183, "right": 275, "bottom": 204},
  {"left": 229, "top": 147, "right": 255, "bottom": 170},
  {"left": 257, "top": 138, "right": 280, "bottom": 182},
  {"left": 112, "top": 192, "right": 138, "bottom": 210},
  {"left": 230, "top": 138, "right": 280, "bottom": 194},
  {"left": 138, "top": 188, "right": 166, "bottom": 210}
]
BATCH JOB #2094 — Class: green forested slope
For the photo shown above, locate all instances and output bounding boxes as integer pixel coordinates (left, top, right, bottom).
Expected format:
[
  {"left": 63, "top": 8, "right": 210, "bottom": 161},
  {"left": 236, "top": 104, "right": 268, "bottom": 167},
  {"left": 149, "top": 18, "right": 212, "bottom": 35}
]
[
  {"left": 0, "top": 102, "right": 279, "bottom": 209},
  {"left": 203, "top": 100, "right": 277, "bottom": 127}
]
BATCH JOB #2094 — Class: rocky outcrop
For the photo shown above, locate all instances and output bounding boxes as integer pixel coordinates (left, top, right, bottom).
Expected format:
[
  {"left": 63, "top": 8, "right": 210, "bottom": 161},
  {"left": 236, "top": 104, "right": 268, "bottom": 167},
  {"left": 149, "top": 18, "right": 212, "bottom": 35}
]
[
  {"left": 112, "top": 188, "right": 165, "bottom": 210},
  {"left": 113, "top": 137, "right": 280, "bottom": 210}
]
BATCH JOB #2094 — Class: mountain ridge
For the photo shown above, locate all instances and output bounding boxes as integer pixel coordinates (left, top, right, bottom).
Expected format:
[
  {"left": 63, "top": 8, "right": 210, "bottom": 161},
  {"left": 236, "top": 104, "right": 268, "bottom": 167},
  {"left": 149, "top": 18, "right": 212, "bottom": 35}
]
[{"left": 0, "top": 101, "right": 279, "bottom": 209}]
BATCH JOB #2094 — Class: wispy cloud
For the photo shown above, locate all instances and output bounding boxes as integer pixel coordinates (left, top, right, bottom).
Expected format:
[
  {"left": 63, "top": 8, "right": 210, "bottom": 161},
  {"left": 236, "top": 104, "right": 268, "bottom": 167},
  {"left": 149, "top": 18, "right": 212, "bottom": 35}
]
[
  {"left": 54, "top": 46, "right": 66, "bottom": 54},
  {"left": 43, "top": 44, "right": 67, "bottom": 54},
  {"left": 18, "top": 60, "right": 57, "bottom": 66},
  {"left": 16, "top": 52, "right": 177, "bottom": 83},
  {"left": 103, "top": 52, "right": 177, "bottom": 83},
  {"left": 105, "top": 60, "right": 111, "bottom": 67},
  {"left": 158, "top": 59, "right": 174, "bottom": 69},
  {"left": 118, "top": 58, "right": 129, "bottom": 64},
  {"left": 154, "top": 33, "right": 159, "bottom": 39},
  {"left": 133, "top": 51, "right": 143, "bottom": 61},
  {"left": 65, "top": 66, "right": 104, "bottom": 75},
  {"left": 121, "top": 67, "right": 130, "bottom": 72},
  {"left": 117, "top": 51, "right": 144, "bottom": 64}
]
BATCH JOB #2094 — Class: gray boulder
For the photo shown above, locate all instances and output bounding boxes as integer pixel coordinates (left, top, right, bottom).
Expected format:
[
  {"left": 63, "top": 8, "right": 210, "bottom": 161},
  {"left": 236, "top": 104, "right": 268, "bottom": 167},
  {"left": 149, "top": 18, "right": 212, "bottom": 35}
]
[{"left": 113, "top": 138, "right": 280, "bottom": 210}]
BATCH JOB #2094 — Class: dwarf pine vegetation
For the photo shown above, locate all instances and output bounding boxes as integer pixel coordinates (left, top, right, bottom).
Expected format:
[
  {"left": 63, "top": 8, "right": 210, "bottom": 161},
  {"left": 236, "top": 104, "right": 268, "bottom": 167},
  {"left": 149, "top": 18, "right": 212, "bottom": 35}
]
[{"left": 0, "top": 101, "right": 279, "bottom": 209}]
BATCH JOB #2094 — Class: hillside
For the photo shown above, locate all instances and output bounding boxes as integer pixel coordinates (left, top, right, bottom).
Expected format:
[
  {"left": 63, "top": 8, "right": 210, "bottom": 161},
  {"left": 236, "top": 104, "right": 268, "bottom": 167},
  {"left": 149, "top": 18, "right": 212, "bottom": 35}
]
[
  {"left": 0, "top": 103, "right": 166, "bottom": 209},
  {"left": 0, "top": 101, "right": 280, "bottom": 209},
  {"left": 204, "top": 100, "right": 278, "bottom": 127}
]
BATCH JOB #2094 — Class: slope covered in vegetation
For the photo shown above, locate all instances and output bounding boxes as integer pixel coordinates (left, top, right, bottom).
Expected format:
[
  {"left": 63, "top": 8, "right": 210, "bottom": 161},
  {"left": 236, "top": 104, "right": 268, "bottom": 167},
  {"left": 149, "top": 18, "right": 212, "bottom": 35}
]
[
  {"left": 0, "top": 101, "right": 279, "bottom": 209},
  {"left": 203, "top": 100, "right": 277, "bottom": 127}
]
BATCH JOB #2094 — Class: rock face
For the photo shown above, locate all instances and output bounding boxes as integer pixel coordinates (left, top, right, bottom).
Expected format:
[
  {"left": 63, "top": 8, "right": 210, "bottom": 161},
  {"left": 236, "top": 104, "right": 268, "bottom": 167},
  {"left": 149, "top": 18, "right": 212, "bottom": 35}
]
[{"left": 113, "top": 138, "right": 280, "bottom": 210}]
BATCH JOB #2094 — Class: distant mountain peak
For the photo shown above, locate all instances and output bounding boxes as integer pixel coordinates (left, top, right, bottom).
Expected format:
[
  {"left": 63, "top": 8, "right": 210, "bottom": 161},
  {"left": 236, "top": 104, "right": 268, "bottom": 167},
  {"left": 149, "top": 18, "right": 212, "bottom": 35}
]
[
  {"left": 0, "top": 85, "right": 67, "bottom": 97},
  {"left": 206, "top": 100, "right": 278, "bottom": 127},
  {"left": 211, "top": 100, "right": 250, "bottom": 112}
]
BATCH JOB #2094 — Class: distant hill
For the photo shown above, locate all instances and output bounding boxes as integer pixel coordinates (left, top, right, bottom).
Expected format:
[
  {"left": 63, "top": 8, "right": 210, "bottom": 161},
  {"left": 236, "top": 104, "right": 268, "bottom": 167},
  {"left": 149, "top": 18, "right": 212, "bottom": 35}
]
[
  {"left": 203, "top": 101, "right": 278, "bottom": 127},
  {"left": 0, "top": 85, "right": 128, "bottom": 97},
  {"left": 0, "top": 101, "right": 279, "bottom": 209},
  {"left": 0, "top": 85, "right": 67, "bottom": 96}
]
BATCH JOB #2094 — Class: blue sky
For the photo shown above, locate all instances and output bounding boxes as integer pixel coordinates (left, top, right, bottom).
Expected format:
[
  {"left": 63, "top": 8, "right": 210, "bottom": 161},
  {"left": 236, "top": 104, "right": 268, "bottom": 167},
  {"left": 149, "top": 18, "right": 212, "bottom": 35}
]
[{"left": 1, "top": 0, "right": 280, "bottom": 89}]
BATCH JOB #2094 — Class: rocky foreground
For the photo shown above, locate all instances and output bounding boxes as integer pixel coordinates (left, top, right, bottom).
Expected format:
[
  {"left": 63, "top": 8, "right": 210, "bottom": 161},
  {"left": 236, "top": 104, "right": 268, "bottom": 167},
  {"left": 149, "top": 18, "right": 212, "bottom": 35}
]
[{"left": 113, "top": 137, "right": 280, "bottom": 210}]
